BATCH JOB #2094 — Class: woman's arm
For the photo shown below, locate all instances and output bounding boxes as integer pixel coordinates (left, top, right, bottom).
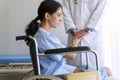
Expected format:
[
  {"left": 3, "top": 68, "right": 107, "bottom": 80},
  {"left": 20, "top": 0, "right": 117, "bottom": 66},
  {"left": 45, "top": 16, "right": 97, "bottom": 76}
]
[
  {"left": 65, "top": 34, "right": 81, "bottom": 60},
  {"left": 65, "top": 53, "right": 76, "bottom": 60}
]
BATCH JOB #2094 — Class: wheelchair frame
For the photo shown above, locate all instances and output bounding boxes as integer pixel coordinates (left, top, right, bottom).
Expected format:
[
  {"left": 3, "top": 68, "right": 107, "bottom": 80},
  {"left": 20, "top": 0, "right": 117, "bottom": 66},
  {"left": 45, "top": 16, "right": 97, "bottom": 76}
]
[{"left": 16, "top": 35, "right": 99, "bottom": 80}]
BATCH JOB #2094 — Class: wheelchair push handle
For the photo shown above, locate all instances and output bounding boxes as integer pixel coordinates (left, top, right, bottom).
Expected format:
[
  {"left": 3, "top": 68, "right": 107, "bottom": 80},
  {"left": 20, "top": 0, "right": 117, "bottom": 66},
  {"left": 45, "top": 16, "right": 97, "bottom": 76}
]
[
  {"left": 16, "top": 35, "right": 30, "bottom": 41},
  {"left": 16, "top": 35, "right": 36, "bottom": 46}
]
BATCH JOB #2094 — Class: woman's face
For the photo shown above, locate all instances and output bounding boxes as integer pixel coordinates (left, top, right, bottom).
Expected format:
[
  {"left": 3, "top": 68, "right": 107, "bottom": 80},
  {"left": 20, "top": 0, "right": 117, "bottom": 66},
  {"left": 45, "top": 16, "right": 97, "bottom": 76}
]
[{"left": 48, "top": 7, "right": 62, "bottom": 28}]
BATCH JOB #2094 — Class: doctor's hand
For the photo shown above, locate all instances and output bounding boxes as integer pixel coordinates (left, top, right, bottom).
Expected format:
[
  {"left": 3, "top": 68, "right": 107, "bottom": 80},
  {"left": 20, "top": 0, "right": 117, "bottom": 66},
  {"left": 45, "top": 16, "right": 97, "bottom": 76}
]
[
  {"left": 75, "top": 29, "right": 88, "bottom": 39},
  {"left": 71, "top": 29, "right": 78, "bottom": 36}
]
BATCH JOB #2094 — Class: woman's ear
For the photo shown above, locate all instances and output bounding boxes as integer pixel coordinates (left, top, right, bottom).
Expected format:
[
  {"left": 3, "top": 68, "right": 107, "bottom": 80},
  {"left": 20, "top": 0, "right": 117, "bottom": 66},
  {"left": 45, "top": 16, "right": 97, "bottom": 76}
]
[{"left": 45, "top": 12, "right": 50, "bottom": 20}]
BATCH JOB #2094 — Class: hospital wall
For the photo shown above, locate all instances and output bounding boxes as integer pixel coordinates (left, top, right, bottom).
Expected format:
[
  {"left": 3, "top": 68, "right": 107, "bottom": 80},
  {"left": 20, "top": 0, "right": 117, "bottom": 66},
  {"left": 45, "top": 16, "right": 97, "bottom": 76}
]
[{"left": 0, "top": 0, "right": 67, "bottom": 55}]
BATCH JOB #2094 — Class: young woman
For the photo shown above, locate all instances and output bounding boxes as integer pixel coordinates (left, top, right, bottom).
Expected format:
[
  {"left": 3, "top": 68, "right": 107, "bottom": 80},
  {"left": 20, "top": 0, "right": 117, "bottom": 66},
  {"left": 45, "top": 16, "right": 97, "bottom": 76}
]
[{"left": 25, "top": 0, "right": 85, "bottom": 76}]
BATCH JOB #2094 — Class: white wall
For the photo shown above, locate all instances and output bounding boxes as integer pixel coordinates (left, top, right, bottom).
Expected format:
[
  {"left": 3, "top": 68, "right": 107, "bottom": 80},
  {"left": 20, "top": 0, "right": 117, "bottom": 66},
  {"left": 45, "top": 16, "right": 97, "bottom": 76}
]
[{"left": 0, "top": 0, "right": 67, "bottom": 55}]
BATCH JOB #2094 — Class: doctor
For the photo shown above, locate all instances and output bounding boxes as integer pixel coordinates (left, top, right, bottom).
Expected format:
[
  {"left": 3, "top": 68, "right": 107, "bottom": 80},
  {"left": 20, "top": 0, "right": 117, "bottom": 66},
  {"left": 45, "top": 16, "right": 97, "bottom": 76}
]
[{"left": 62, "top": 0, "right": 106, "bottom": 70}]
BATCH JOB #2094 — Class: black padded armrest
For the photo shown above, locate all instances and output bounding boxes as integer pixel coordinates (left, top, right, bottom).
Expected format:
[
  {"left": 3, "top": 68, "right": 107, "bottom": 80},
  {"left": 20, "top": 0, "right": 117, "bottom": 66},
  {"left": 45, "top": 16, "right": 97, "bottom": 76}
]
[
  {"left": 44, "top": 47, "right": 99, "bottom": 71},
  {"left": 45, "top": 46, "right": 90, "bottom": 54}
]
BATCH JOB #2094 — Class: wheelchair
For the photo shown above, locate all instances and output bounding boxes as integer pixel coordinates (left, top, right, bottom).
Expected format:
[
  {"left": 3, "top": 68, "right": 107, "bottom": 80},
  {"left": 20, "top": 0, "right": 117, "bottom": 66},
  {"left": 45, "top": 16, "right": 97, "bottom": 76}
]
[{"left": 16, "top": 35, "right": 99, "bottom": 80}]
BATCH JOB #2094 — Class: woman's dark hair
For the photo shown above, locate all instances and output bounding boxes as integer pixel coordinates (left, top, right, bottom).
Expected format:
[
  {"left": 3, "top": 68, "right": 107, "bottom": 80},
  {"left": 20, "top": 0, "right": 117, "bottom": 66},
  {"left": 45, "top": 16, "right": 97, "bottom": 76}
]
[{"left": 25, "top": 0, "right": 62, "bottom": 36}]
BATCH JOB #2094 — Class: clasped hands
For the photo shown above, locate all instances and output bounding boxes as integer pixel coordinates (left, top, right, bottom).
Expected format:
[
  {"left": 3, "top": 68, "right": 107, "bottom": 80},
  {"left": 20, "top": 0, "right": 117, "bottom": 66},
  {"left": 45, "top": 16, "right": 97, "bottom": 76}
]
[
  {"left": 66, "top": 29, "right": 89, "bottom": 60},
  {"left": 72, "top": 29, "right": 88, "bottom": 46}
]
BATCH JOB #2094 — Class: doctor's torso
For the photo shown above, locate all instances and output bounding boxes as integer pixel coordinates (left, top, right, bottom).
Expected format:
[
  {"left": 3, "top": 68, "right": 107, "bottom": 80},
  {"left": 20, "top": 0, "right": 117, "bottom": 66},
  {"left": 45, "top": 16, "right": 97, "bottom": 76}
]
[{"left": 68, "top": 0, "right": 99, "bottom": 30}]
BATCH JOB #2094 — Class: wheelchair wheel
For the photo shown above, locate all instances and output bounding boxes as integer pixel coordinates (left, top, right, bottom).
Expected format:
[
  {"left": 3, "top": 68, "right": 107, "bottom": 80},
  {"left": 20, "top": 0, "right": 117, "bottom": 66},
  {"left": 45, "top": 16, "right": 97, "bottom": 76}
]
[{"left": 22, "top": 70, "right": 63, "bottom": 80}]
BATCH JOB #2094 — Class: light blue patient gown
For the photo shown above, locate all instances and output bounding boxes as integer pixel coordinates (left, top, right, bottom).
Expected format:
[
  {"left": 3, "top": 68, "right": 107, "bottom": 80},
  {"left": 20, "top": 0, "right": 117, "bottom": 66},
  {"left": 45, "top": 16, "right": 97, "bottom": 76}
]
[{"left": 34, "top": 27, "right": 76, "bottom": 75}]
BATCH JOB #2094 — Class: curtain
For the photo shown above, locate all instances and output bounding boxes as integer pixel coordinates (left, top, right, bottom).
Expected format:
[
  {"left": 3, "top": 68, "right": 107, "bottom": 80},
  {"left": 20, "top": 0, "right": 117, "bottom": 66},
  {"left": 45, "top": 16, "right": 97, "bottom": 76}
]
[{"left": 102, "top": 0, "right": 120, "bottom": 79}]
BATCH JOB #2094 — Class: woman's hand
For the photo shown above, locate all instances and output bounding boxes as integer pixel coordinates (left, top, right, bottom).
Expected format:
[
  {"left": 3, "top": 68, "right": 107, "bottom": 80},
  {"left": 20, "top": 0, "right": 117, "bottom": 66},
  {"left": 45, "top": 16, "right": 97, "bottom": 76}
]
[{"left": 72, "top": 33, "right": 82, "bottom": 47}]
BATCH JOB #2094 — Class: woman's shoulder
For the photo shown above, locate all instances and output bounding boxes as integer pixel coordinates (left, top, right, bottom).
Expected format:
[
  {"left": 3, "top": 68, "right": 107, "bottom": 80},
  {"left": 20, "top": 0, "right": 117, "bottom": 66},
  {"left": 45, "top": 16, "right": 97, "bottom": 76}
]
[
  {"left": 34, "top": 28, "right": 48, "bottom": 38},
  {"left": 34, "top": 28, "right": 56, "bottom": 43}
]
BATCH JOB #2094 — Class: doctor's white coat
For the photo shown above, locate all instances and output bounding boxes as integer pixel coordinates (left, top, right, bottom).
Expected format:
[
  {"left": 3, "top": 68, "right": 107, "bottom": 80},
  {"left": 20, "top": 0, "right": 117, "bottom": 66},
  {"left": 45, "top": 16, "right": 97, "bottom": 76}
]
[{"left": 62, "top": 0, "right": 106, "bottom": 70}]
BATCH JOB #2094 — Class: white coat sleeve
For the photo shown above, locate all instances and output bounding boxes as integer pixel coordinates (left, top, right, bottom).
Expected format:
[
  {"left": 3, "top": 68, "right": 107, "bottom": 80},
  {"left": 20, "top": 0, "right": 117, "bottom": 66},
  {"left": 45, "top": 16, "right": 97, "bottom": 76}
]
[
  {"left": 86, "top": 0, "right": 106, "bottom": 31},
  {"left": 62, "top": 0, "right": 77, "bottom": 33}
]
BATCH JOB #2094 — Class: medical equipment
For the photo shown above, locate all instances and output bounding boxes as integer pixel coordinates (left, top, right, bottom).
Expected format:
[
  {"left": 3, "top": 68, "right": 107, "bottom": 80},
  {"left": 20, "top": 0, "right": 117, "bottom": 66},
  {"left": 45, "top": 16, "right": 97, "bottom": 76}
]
[
  {"left": 0, "top": 55, "right": 32, "bottom": 71},
  {"left": 0, "top": 55, "right": 32, "bottom": 80},
  {"left": 16, "top": 35, "right": 100, "bottom": 80}
]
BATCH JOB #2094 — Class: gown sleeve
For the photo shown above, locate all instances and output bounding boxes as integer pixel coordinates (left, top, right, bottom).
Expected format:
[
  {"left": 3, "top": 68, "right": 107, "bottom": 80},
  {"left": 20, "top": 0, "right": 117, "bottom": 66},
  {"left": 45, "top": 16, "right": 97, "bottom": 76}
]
[{"left": 36, "top": 32, "right": 66, "bottom": 62}]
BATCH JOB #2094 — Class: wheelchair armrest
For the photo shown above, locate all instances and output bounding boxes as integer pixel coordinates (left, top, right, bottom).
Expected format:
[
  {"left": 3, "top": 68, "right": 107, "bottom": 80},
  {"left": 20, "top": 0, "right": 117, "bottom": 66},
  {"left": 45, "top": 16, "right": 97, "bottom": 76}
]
[
  {"left": 45, "top": 46, "right": 90, "bottom": 54},
  {"left": 45, "top": 47, "right": 99, "bottom": 70}
]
